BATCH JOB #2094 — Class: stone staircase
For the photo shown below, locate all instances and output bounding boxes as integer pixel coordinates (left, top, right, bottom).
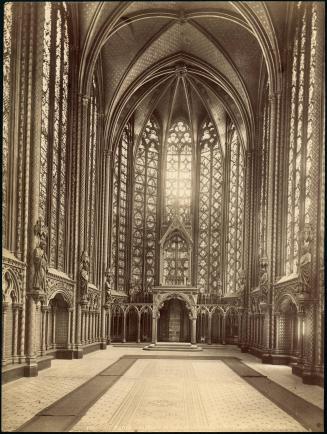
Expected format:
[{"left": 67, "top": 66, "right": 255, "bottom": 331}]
[{"left": 143, "top": 342, "right": 203, "bottom": 351}]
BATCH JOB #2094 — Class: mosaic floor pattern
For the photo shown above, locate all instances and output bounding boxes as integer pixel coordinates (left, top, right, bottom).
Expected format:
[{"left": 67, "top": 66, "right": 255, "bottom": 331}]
[{"left": 70, "top": 359, "right": 307, "bottom": 432}]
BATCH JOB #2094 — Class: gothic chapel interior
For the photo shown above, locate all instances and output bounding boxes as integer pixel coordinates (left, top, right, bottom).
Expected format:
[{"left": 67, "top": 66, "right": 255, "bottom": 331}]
[{"left": 2, "top": 0, "right": 325, "bottom": 417}]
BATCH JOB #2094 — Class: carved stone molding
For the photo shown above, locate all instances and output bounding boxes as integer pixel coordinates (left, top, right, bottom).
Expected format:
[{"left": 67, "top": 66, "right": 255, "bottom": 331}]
[{"left": 2, "top": 252, "right": 25, "bottom": 303}]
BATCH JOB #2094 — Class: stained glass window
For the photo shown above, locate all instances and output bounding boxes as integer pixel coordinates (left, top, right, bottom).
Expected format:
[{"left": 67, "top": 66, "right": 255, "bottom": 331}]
[
  {"left": 165, "top": 120, "right": 192, "bottom": 223},
  {"left": 39, "top": 2, "right": 70, "bottom": 271},
  {"left": 131, "top": 118, "right": 160, "bottom": 293},
  {"left": 226, "top": 125, "right": 244, "bottom": 293},
  {"left": 3, "top": 3, "right": 13, "bottom": 248},
  {"left": 111, "top": 122, "right": 132, "bottom": 291},
  {"left": 198, "top": 120, "right": 223, "bottom": 294},
  {"left": 285, "top": 2, "right": 318, "bottom": 274},
  {"left": 163, "top": 232, "right": 189, "bottom": 286}
]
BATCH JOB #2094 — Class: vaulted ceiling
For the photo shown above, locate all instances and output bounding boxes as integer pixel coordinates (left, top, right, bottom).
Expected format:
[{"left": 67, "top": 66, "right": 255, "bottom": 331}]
[{"left": 76, "top": 1, "right": 290, "bottom": 151}]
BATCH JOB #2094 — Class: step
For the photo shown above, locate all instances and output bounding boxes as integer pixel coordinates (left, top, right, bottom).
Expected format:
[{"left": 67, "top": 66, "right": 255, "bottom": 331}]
[{"left": 143, "top": 343, "right": 203, "bottom": 352}]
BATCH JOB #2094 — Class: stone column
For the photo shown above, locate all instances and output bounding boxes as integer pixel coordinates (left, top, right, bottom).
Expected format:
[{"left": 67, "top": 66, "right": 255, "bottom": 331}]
[
  {"left": 52, "top": 306, "right": 56, "bottom": 349},
  {"left": 45, "top": 308, "right": 49, "bottom": 350},
  {"left": 207, "top": 313, "right": 212, "bottom": 345},
  {"left": 86, "top": 310, "right": 90, "bottom": 343},
  {"left": 12, "top": 303, "right": 20, "bottom": 361},
  {"left": 107, "top": 308, "right": 111, "bottom": 344},
  {"left": 25, "top": 293, "right": 40, "bottom": 376},
  {"left": 101, "top": 306, "right": 107, "bottom": 349},
  {"left": 100, "top": 150, "right": 112, "bottom": 349},
  {"left": 90, "top": 311, "right": 93, "bottom": 342},
  {"left": 137, "top": 312, "right": 141, "bottom": 343},
  {"left": 191, "top": 316, "right": 197, "bottom": 345},
  {"left": 274, "top": 313, "right": 280, "bottom": 351},
  {"left": 2, "top": 303, "right": 9, "bottom": 366},
  {"left": 222, "top": 315, "right": 226, "bottom": 345},
  {"left": 298, "top": 308, "right": 305, "bottom": 365},
  {"left": 41, "top": 305, "right": 48, "bottom": 355},
  {"left": 122, "top": 311, "right": 126, "bottom": 343},
  {"left": 76, "top": 303, "right": 81, "bottom": 345},
  {"left": 81, "top": 309, "right": 85, "bottom": 344},
  {"left": 67, "top": 308, "right": 73, "bottom": 347},
  {"left": 152, "top": 314, "right": 157, "bottom": 344}
]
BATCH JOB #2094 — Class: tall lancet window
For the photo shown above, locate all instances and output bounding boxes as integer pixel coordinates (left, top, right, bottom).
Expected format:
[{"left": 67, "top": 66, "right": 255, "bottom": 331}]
[
  {"left": 285, "top": 2, "right": 318, "bottom": 274},
  {"left": 165, "top": 120, "right": 192, "bottom": 223},
  {"left": 39, "top": 2, "right": 70, "bottom": 271},
  {"left": 111, "top": 122, "right": 132, "bottom": 292},
  {"left": 131, "top": 118, "right": 160, "bottom": 293},
  {"left": 198, "top": 120, "right": 223, "bottom": 294},
  {"left": 3, "top": 3, "right": 13, "bottom": 248},
  {"left": 226, "top": 125, "right": 244, "bottom": 294}
]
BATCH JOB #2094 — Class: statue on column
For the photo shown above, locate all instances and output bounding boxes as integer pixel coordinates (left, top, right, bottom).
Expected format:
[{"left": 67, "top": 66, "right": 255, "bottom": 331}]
[
  {"left": 298, "top": 224, "right": 312, "bottom": 293},
  {"left": 80, "top": 251, "right": 89, "bottom": 302},
  {"left": 32, "top": 219, "right": 48, "bottom": 293},
  {"left": 104, "top": 268, "right": 112, "bottom": 307},
  {"left": 237, "top": 270, "right": 246, "bottom": 305},
  {"left": 259, "top": 256, "right": 268, "bottom": 300}
]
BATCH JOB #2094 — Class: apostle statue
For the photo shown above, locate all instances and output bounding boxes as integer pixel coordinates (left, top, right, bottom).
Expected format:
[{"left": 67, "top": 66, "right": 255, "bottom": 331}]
[
  {"left": 80, "top": 251, "right": 90, "bottom": 299},
  {"left": 33, "top": 237, "right": 48, "bottom": 292},
  {"left": 298, "top": 224, "right": 312, "bottom": 293},
  {"left": 32, "top": 219, "right": 48, "bottom": 293},
  {"left": 104, "top": 268, "right": 112, "bottom": 306},
  {"left": 299, "top": 243, "right": 312, "bottom": 292}
]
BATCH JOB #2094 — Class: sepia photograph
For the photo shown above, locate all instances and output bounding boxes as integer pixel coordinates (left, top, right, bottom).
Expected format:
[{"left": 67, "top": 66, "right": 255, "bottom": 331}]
[{"left": 2, "top": 1, "right": 324, "bottom": 432}]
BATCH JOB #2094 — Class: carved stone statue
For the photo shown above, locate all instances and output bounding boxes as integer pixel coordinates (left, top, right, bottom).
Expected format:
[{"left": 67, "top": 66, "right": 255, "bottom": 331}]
[
  {"left": 32, "top": 219, "right": 48, "bottom": 293},
  {"left": 298, "top": 224, "right": 312, "bottom": 293},
  {"left": 80, "top": 251, "right": 89, "bottom": 300},
  {"left": 33, "top": 238, "right": 48, "bottom": 292},
  {"left": 238, "top": 270, "right": 246, "bottom": 295},
  {"left": 259, "top": 258, "right": 268, "bottom": 287},
  {"left": 299, "top": 244, "right": 312, "bottom": 292},
  {"left": 104, "top": 268, "right": 112, "bottom": 306}
]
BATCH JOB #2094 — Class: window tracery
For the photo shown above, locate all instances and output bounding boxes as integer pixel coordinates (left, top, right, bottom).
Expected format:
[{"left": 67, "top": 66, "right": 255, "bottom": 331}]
[
  {"left": 111, "top": 122, "right": 132, "bottom": 291},
  {"left": 3, "top": 3, "right": 13, "bottom": 248},
  {"left": 286, "top": 2, "right": 318, "bottom": 275},
  {"left": 131, "top": 118, "right": 160, "bottom": 293},
  {"left": 165, "top": 120, "right": 192, "bottom": 224},
  {"left": 226, "top": 125, "right": 244, "bottom": 293},
  {"left": 39, "top": 2, "right": 70, "bottom": 271},
  {"left": 198, "top": 120, "right": 223, "bottom": 294}
]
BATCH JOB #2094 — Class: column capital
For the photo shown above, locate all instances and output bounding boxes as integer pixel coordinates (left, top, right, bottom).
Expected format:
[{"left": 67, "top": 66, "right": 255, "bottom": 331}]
[
  {"left": 28, "top": 291, "right": 45, "bottom": 303},
  {"left": 79, "top": 94, "right": 91, "bottom": 106},
  {"left": 268, "top": 91, "right": 282, "bottom": 102}
]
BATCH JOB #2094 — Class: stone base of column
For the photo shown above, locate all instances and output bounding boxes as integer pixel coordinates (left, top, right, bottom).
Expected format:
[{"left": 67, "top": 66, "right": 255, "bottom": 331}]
[
  {"left": 302, "top": 370, "right": 324, "bottom": 386},
  {"left": 292, "top": 363, "right": 324, "bottom": 386},
  {"left": 240, "top": 344, "right": 249, "bottom": 353},
  {"left": 73, "top": 348, "right": 84, "bottom": 359},
  {"left": 100, "top": 342, "right": 107, "bottom": 350},
  {"left": 24, "top": 362, "right": 38, "bottom": 377},
  {"left": 56, "top": 349, "right": 74, "bottom": 359}
]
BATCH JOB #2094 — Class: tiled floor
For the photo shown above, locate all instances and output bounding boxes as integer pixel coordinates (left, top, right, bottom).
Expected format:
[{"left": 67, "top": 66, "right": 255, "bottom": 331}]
[
  {"left": 1, "top": 346, "right": 324, "bottom": 432},
  {"left": 70, "top": 359, "right": 306, "bottom": 432}
]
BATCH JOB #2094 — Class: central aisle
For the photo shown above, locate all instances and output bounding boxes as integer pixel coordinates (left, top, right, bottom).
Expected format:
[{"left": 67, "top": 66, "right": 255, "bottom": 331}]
[{"left": 70, "top": 359, "right": 306, "bottom": 432}]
